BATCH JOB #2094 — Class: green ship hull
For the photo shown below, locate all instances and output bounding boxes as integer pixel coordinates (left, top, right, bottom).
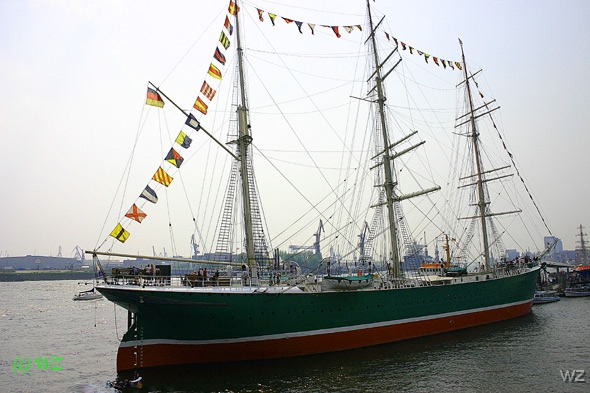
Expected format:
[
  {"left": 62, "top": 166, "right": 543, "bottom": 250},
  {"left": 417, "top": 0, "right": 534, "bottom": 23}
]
[{"left": 97, "top": 266, "right": 539, "bottom": 370}]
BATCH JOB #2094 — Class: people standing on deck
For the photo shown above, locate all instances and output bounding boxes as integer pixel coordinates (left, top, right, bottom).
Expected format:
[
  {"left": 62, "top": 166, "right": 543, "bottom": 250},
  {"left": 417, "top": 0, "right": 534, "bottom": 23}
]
[
  {"left": 227, "top": 265, "right": 233, "bottom": 282},
  {"left": 241, "top": 264, "right": 249, "bottom": 284}
]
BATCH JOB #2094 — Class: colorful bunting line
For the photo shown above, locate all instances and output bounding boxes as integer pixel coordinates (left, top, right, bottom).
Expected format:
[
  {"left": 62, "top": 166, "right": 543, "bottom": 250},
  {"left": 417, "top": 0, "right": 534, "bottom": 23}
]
[
  {"left": 111, "top": 0, "right": 464, "bottom": 246},
  {"left": 109, "top": 119, "right": 194, "bottom": 243},
  {"left": 253, "top": 5, "right": 460, "bottom": 71},
  {"left": 187, "top": 0, "right": 237, "bottom": 125},
  {"left": 385, "top": 34, "right": 462, "bottom": 71},
  {"left": 113, "top": 0, "right": 234, "bottom": 244},
  {"left": 255, "top": 8, "right": 362, "bottom": 39}
]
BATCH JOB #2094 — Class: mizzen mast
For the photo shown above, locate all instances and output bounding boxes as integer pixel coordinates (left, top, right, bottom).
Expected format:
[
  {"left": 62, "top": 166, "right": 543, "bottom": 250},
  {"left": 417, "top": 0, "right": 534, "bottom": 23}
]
[{"left": 458, "top": 40, "right": 492, "bottom": 272}]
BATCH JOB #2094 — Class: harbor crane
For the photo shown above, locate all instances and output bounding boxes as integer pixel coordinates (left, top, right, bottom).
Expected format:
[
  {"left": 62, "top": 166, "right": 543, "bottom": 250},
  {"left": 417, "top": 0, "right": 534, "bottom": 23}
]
[{"left": 289, "top": 220, "right": 324, "bottom": 254}]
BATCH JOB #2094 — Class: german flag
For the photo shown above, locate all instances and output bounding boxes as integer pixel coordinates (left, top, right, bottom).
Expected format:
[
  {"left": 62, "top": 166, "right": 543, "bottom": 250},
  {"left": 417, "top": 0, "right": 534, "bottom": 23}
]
[{"left": 146, "top": 87, "right": 164, "bottom": 108}]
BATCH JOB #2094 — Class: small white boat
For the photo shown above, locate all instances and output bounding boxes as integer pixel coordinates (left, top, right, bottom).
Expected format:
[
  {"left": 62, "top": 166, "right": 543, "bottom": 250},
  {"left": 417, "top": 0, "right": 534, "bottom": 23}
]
[
  {"left": 564, "top": 286, "right": 590, "bottom": 297},
  {"left": 73, "top": 288, "right": 103, "bottom": 301},
  {"left": 533, "top": 290, "right": 560, "bottom": 304}
]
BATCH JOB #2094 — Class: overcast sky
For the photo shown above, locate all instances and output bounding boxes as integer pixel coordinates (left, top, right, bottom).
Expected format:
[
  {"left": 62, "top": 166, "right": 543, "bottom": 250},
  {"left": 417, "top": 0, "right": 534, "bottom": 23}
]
[{"left": 1, "top": 0, "right": 589, "bottom": 258}]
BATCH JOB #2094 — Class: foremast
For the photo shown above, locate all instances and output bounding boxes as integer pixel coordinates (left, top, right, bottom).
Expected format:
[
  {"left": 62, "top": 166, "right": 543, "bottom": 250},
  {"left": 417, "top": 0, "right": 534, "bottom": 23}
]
[{"left": 233, "top": 1, "right": 257, "bottom": 278}]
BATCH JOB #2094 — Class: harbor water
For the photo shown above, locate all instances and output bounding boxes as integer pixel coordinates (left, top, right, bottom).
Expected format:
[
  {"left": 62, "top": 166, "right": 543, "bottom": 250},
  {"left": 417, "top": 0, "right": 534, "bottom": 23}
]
[{"left": 1, "top": 280, "right": 588, "bottom": 393}]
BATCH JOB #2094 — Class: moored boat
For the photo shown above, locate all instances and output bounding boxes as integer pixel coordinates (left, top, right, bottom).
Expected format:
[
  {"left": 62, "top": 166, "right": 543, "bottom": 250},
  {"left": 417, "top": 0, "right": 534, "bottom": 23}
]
[
  {"left": 88, "top": 0, "right": 551, "bottom": 371},
  {"left": 73, "top": 288, "right": 103, "bottom": 301},
  {"left": 533, "top": 290, "right": 560, "bottom": 304},
  {"left": 564, "top": 286, "right": 590, "bottom": 297}
]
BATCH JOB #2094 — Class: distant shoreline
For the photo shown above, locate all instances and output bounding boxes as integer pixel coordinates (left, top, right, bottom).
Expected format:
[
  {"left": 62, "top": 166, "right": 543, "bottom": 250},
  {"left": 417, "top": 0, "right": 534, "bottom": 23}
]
[{"left": 0, "top": 270, "right": 95, "bottom": 282}]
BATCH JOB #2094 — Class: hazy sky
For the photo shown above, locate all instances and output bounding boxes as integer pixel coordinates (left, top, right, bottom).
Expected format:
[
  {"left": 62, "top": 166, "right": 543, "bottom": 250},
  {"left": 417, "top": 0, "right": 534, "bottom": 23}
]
[{"left": 1, "top": 0, "right": 589, "bottom": 258}]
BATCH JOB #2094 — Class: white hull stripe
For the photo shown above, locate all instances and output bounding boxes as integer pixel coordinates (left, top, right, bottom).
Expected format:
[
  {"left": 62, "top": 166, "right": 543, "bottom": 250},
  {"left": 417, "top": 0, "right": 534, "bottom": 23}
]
[{"left": 120, "top": 299, "right": 531, "bottom": 348}]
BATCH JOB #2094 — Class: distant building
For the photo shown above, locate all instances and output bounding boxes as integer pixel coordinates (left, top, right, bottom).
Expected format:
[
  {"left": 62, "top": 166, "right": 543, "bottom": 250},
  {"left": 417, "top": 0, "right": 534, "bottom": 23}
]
[
  {"left": 561, "top": 250, "right": 577, "bottom": 263},
  {"left": 505, "top": 249, "right": 519, "bottom": 261},
  {"left": 543, "top": 236, "right": 563, "bottom": 253},
  {"left": 538, "top": 235, "right": 578, "bottom": 263},
  {"left": 0, "top": 255, "right": 83, "bottom": 270}
]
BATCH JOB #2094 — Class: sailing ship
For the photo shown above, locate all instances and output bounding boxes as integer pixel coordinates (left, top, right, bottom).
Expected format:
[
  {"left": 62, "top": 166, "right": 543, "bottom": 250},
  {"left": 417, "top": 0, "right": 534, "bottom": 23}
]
[
  {"left": 89, "top": 0, "right": 550, "bottom": 371},
  {"left": 565, "top": 224, "right": 590, "bottom": 296},
  {"left": 573, "top": 224, "right": 590, "bottom": 273}
]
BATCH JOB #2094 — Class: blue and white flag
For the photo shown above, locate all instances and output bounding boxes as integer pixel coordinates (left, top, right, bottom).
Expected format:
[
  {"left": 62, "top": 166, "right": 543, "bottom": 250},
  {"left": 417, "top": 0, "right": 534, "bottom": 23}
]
[{"left": 139, "top": 185, "right": 158, "bottom": 204}]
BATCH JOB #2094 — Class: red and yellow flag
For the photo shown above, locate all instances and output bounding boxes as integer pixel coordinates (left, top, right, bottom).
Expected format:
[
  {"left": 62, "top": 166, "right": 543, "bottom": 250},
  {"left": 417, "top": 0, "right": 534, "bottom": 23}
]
[
  {"left": 193, "top": 97, "right": 208, "bottom": 115},
  {"left": 152, "top": 167, "right": 173, "bottom": 187},
  {"left": 208, "top": 64, "right": 222, "bottom": 80},
  {"left": 228, "top": 1, "right": 239, "bottom": 15}
]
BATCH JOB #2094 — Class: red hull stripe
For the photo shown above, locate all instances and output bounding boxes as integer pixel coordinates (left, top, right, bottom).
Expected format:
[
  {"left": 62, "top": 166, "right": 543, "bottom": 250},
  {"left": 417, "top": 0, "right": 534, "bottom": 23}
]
[{"left": 117, "top": 300, "right": 532, "bottom": 370}]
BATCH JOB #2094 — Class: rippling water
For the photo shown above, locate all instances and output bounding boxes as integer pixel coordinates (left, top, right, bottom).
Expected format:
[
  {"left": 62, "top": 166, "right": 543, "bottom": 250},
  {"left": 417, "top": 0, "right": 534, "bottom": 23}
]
[{"left": 1, "top": 280, "right": 589, "bottom": 392}]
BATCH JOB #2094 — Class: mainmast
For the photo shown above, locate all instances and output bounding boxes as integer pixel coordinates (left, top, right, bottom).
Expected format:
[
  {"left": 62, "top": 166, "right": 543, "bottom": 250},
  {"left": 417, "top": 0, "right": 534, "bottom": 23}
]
[
  {"left": 576, "top": 224, "right": 589, "bottom": 264},
  {"left": 234, "top": 1, "right": 257, "bottom": 275},
  {"left": 365, "top": 1, "right": 439, "bottom": 278},
  {"left": 459, "top": 40, "right": 491, "bottom": 272},
  {"left": 366, "top": 1, "right": 401, "bottom": 278}
]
